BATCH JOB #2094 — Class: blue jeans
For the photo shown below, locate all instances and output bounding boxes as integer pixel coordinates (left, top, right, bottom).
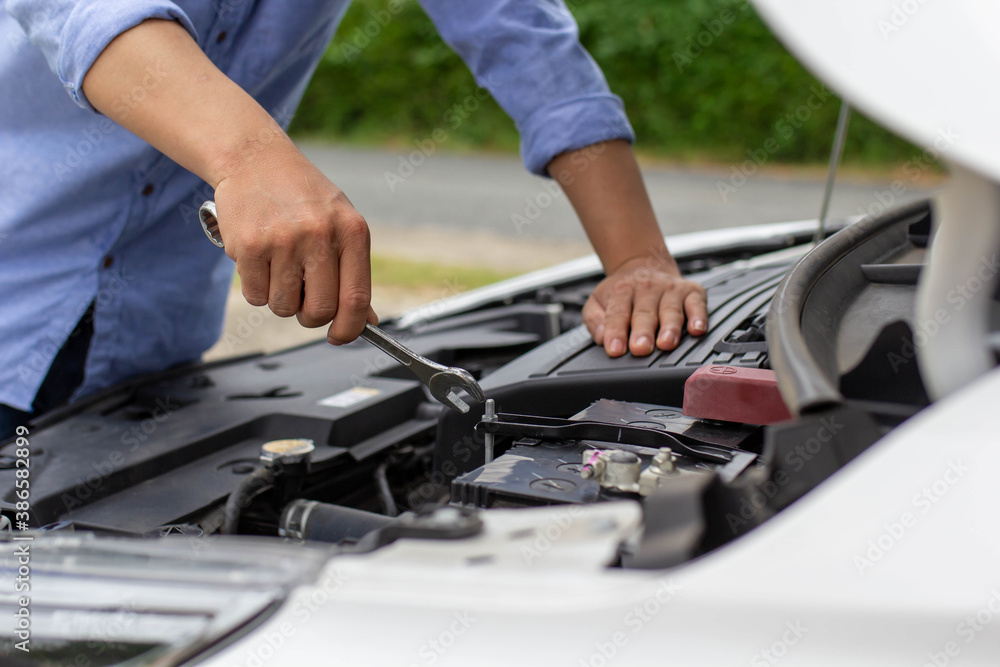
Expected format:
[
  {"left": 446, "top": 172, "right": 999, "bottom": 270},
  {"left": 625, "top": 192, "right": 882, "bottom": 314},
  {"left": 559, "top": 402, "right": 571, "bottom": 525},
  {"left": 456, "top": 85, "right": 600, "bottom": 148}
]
[{"left": 0, "top": 304, "right": 93, "bottom": 442}]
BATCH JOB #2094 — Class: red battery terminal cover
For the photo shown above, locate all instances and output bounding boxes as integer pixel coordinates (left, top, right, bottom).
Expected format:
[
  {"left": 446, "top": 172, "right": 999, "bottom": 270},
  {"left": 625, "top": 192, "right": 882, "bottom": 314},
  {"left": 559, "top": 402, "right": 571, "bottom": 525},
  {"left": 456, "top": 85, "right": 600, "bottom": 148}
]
[{"left": 682, "top": 365, "right": 792, "bottom": 425}]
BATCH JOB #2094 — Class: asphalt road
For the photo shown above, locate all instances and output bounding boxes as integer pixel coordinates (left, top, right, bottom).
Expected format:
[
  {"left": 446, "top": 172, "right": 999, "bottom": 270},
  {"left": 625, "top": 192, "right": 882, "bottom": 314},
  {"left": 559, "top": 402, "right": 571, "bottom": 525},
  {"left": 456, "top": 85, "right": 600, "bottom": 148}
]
[
  {"left": 206, "top": 142, "right": 938, "bottom": 361},
  {"left": 300, "top": 142, "right": 936, "bottom": 243}
]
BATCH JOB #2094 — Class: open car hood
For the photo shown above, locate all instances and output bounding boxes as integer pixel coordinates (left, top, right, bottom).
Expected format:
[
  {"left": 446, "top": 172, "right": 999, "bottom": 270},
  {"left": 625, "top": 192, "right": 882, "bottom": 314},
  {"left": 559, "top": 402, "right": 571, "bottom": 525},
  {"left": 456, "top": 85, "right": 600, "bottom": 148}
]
[{"left": 752, "top": 0, "right": 1000, "bottom": 181}]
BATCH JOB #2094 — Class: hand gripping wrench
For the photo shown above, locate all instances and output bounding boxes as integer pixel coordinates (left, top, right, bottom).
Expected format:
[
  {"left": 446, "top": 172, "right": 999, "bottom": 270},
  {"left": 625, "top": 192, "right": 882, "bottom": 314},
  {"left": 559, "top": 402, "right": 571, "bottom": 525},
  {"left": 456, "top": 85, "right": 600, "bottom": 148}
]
[{"left": 199, "top": 201, "right": 486, "bottom": 413}]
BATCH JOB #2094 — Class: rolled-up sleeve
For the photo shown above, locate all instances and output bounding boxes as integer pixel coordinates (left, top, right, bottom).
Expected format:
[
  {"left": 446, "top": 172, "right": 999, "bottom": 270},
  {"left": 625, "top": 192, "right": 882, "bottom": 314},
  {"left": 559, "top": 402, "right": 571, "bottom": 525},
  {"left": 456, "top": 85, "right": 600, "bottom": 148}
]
[
  {"left": 5, "top": 0, "right": 197, "bottom": 110},
  {"left": 419, "top": 0, "right": 635, "bottom": 176}
]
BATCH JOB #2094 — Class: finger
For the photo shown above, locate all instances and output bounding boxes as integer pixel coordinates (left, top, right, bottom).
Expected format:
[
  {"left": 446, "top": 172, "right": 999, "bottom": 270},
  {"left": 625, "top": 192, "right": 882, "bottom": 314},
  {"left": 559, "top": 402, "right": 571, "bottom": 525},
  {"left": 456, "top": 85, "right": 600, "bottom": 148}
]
[
  {"left": 582, "top": 295, "right": 607, "bottom": 345},
  {"left": 602, "top": 284, "right": 633, "bottom": 357},
  {"left": 656, "top": 294, "right": 686, "bottom": 351},
  {"left": 368, "top": 306, "right": 379, "bottom": 326},
  {"left": 268, "top": 253, "right": 302, "bottom": 317},
  {"left": 685, "top": 286, "right": 709, "bottom": 336},
  {"left": 628, "top": 291, "right": 660, "bottom": 356},
  {"left": 236, "top": 256, "right": 269, "bottom": 307},
  {"left": 297, "top": 246, "right": 339, "bottom": 328},
  {"left": 327, "top": 219, "right": 372, "bottom": 344}
]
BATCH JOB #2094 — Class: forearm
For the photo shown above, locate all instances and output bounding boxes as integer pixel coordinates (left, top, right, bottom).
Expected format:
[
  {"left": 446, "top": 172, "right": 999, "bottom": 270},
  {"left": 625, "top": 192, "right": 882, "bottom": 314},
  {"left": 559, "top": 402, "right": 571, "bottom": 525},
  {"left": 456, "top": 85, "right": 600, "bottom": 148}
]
[
  {"left": 81, "top": 19, "right": 289, "bottom": 187},
  {"left": 82, "top": 18, "right": 374, "bottom": 344},
  {"left": 547, "top": 140, "right": 673, "bottom": 274},
  {"left": 550, "top": 140, "right": 706, "bottom": 357}
]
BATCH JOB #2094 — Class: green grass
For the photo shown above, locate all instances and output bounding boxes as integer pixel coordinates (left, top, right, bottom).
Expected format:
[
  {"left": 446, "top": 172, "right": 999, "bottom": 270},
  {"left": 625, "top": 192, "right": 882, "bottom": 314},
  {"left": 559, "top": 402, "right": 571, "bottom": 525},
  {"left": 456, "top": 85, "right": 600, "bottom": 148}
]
[
  {"left": 231, "top": 255, "right": 519, "bottom": 292},
  {"left": 289, "top": 0, "right": 923, "bottom": 168},
  {"left": 371, "top": 255, "right": 518, "bottom": 290}
]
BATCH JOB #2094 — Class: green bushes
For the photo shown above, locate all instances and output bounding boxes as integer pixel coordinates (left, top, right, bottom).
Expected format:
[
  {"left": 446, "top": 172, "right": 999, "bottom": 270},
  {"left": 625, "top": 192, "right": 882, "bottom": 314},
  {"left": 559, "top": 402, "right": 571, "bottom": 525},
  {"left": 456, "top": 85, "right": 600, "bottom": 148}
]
[{"left": 290, "top": 0, "right": 917, "bottom": 166}]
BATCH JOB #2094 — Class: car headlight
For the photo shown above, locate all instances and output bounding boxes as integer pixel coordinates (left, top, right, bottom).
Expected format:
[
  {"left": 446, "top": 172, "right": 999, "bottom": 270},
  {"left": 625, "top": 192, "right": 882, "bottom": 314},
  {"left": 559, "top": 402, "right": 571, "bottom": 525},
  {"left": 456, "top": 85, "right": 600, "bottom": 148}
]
[{"left": 0, "top": 532, "right": 333, "bottom": 666}]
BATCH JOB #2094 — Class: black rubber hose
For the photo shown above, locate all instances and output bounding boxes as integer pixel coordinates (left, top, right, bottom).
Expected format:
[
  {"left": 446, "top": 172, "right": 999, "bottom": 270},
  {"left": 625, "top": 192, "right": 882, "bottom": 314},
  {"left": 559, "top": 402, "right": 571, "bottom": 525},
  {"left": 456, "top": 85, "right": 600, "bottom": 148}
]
[
  {"left": 280, "top": 500, "right": 395, "bottom": 544},
  {"left": 222, "top": 467, "right": 274, "bottom": 535},
  {"left": 374, "top": 462, "right": 399, "bottom": 517}
]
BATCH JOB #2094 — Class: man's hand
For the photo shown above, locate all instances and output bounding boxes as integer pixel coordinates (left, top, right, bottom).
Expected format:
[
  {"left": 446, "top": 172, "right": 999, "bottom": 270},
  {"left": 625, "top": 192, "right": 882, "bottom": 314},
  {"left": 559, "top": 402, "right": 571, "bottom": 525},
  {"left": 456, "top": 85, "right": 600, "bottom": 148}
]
[
  {"left": 212, "top": 143, "right": 376, "bottom": 344},
  {"left": 548, "top": 140, "right": 708, "bottom": 357},
  {"left": 583, "top": 254, "right": 707, "bottom": 357},
  {"left": 82, "top": 19, "right": 375, "bottom": 343}
]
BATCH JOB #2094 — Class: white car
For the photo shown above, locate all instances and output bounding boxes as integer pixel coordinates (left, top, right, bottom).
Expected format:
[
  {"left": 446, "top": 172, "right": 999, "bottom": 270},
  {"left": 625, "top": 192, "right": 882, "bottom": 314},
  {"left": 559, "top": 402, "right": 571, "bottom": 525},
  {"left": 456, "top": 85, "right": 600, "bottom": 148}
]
[{"left": 3, "top": 1, "right": 999, "bottom": 665}]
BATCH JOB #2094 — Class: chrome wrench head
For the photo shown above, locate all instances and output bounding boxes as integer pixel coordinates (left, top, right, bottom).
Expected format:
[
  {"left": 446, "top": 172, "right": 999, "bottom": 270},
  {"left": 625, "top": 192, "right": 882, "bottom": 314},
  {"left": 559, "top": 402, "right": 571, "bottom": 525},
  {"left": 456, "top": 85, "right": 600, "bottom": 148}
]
[
  {"left": 360, "top": 319, "right": 486, "bottom": 413},
  {"left": 426, "top": 367, "right": 486, "bottom": 414},
  {"left": 197, "top": 201, "right": 487, "bottom": 412}
]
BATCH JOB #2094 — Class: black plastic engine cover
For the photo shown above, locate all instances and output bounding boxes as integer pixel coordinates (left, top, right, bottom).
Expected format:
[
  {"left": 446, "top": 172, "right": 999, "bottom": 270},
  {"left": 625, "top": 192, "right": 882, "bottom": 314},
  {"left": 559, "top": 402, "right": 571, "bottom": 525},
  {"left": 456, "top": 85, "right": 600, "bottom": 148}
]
[
  {"left": 0, "top": 307, "right": 555, "bottom": 534},
  {"left": 435, "top": 260, "right": 794, "bottom": 479}
]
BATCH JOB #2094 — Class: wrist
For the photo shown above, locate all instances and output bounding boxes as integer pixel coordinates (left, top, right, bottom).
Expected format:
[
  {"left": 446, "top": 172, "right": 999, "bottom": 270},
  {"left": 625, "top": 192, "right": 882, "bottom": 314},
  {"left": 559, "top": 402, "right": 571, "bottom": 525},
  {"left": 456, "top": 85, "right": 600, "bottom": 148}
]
[
  {"left": 205, "top": 115, "right": 297, "bottom": 188},
  {"left": 604, "top": 241, "right": 677, "bottom": 276}
]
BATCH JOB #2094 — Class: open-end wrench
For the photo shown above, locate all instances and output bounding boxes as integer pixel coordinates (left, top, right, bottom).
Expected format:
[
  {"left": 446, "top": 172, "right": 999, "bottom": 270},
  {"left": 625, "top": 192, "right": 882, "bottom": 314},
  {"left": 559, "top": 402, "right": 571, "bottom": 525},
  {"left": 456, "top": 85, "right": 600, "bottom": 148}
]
[
  {"left": 359, "top": 322, "right": 485, "bottom": 413},
  {"left": 199, "top": 201, "right": 486, "bottom": 413}
]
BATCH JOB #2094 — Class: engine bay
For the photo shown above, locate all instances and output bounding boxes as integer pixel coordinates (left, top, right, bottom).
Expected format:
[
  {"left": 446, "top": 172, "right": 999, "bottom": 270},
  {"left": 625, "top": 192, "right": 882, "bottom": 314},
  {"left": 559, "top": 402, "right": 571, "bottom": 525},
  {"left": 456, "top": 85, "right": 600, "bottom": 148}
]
[{"left": 0, "top": 203, "right": 937, "bottom": 569}]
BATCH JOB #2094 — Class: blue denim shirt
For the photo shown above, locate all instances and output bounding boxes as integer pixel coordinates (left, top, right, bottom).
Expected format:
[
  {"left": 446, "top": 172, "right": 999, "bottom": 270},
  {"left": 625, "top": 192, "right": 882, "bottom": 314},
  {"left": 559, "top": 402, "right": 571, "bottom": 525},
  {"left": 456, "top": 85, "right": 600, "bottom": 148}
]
[{"left": 0, "top": 0, "right": 633, "bottom": 412}]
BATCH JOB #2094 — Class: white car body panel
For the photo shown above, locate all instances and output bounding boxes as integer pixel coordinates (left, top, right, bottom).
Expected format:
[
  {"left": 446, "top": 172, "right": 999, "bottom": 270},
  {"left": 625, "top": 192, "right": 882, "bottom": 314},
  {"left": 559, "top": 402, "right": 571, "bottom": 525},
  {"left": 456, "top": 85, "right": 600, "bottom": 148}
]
[
  {"left": 752, "top": 0, "right": 1000, "bottom": 182},
  {"left": 203, "top": 367, "right": 1000, "bottom": 666}
]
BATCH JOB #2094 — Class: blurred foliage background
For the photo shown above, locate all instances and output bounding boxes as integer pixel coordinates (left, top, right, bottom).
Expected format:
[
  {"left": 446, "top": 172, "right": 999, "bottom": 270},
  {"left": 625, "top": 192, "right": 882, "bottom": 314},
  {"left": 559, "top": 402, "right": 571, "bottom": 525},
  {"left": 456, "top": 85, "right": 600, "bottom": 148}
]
[{"left": 290, "top": 0, "right": 917, "bottom": 167}]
